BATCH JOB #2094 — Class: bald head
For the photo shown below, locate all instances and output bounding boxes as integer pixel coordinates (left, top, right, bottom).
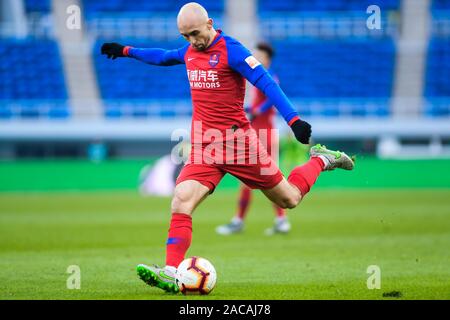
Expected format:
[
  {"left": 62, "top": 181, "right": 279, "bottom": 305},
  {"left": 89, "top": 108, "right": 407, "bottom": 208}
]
[
  {"left": 177, "top": 2, "right": 216, "bottom": 51},
  {"left": 177, "top": 2, "right": 209, "bottom": 29}
]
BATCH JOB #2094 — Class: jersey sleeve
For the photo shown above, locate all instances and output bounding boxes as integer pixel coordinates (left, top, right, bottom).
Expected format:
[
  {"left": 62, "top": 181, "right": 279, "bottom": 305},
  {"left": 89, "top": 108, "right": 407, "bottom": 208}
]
[
  {"left": 225, "top": 38, "right": 299, "bottom": 124},
  {"left": 128, "top": 44, "right": 189, "bottom": 66},
  {"left": 225, "top": 38, "right": 266, "bottom": 85},
  {"left": 257, "top": 72, "right": 279, "bottom": 114},
  {"left": 258, "top": 69, "right": 280, "bottom": 113}
]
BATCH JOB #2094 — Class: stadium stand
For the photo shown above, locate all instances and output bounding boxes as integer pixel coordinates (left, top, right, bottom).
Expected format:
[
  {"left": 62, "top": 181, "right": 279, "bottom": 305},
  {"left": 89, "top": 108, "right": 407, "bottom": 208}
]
[
  {"left": 425, "top": 1, "right": 450, "bottom": 117},
  {"left": 258, "top": 0, "right": 400, "bottom": 12},
  {"left": 432, "top": 0, "right": 450, "bottom": 10},
  {"left": 1, "top": 0, "right": 65, "bottom": 119},
  {"left": 82, "top": 0, "right": 224, "bottom": 40},
  {"left": 271, "top": 38, "right": 395, "bottom": 117},
  {"left": 4, "top": 0, "right": 447, "bottom": 120},
  {"left": 0, "top": 39, "right": 69, "bottom": 119},
  {"left": 257, "top": 0, "right": 399, "bottom": 117},
  {"left": 82, "top": 0, "right": 224, "bottom": 14},
  {"left": 93, "top": 40, "right": 191, "bottom": 118},
  {"left": 23, "top": 0, "right": 51, "bottom": 13},
  {"left": 86, "top": 0, "right": 399, "bottom": 118},
  {"left": 426, "top": 38, "right": 450, "bottom": 97},
  {"left": 298, "top": 39, "right": 393, "bottom": 99},
  {"left": 0, "top": 0, "right": 449, "bottom": 161},
  {"left": 86, "top": 0, "right": 224, "bottom": 118}
]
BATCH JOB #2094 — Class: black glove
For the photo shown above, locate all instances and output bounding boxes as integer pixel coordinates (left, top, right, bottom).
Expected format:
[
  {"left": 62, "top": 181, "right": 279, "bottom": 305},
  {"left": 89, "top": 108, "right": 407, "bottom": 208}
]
[
  {"left": 101, "top": 42, "right": 126, "bottom": 60},
  {"left": 290, "top": 119, "right": 312, "bottom": 144}
]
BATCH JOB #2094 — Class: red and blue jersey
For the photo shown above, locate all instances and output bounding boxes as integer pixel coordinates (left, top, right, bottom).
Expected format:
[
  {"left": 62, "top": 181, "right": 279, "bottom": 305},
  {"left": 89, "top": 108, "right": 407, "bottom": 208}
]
[{"left": 127, "top": 30, "right": 299, "bottom": 142}]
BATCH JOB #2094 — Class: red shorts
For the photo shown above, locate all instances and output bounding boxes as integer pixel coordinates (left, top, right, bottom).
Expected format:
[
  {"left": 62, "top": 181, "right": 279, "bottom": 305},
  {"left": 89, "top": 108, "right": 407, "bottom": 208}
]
[{"left": 176, "top": 126, "right": 283, "bottom": 193}]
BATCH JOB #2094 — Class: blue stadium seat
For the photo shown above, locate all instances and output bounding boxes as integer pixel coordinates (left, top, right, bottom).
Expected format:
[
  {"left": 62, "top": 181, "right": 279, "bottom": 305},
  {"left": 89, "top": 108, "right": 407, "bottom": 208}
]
[
  {"left": 267, "top": 39, "right": 395, "bottom": 117},
  {"left": 93, "top": 40, "right": 191, "bottom": 118},
  {"left": 82, "top": 0, "right": 224, "bottom": 13},
  {"left": 432, "top": 0, "right": 450, "bottom": 10},
  {"left": 258, "top": 0, "right": 400, "bottom": 12},
  {"left": 85, "top": 0, "right": 225, "bottom": 118},
  {"left": 256, "top": 0, "right": 398, "bottom": 117},
  {"left": 425, "top": 37, "right": 450, "bottom": 116},
  {"left": 24, "top": 0, "right": 51, "bottom": 13},
  {"left": 0, "top": 39, "right": 70, "bottom": 119},
  {"left": 426, "top": 38, "right": 450, "bottom": 97},
  {"left": 271, "top": 39, "right": 395, "bottom": 98}
]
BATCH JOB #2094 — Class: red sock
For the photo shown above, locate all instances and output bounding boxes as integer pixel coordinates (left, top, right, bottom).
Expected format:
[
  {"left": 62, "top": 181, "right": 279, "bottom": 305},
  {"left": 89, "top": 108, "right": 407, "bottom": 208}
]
[
  {"left": 165, "top": 213, "right": 192, "bottom": 268},
  {"left": 287, "top": 157, "right": 325, "bottom": 197},
  {"left": 237, "top": 186, "right": 252, "bottom": 220},
  {"left": 273, "top": 205, "right": 286, "bottom": 218}
]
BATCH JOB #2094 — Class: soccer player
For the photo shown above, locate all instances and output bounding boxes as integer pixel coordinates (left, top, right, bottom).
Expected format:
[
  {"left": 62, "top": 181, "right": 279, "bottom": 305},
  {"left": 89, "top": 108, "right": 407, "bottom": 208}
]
[
  {"left": 101, "top": 2, "right": 354, "bottom": 294},
  {"left": 215, "top": 42, "right": 291, "bottom": 236}
]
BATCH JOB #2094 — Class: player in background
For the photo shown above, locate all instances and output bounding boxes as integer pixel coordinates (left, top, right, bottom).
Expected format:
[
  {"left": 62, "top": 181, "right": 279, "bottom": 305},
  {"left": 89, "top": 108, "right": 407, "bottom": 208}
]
[
  {"left": 280, "top": 133, "right": 310, "bottom": 174},
  {"left": 216, "top": 42, "right": 291, "bottom": 236},
  {"left": 101, "top": 2, "right": 354, "bottom": 294}
]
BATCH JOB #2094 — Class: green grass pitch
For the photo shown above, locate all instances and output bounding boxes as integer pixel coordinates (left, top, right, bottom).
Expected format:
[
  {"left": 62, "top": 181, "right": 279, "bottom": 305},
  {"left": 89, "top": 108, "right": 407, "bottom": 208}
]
[{"left": 0, "top": 189, "right": 449, "bottom": 299}]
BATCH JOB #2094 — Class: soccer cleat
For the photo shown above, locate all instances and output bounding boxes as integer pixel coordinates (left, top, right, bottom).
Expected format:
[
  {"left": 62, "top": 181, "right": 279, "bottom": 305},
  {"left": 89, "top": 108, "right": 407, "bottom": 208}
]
[
  {"left": 265, "top": 217, "right": 291, "bottom": 236},
  {"left": 136, "top": 264, "right": 179, "bottom": 294},
  {"left": 215, "top": 218, "right": 243, "bottom": 235},
  {"left": 309, "top": 144, "right": 355, "bottom": 171}
]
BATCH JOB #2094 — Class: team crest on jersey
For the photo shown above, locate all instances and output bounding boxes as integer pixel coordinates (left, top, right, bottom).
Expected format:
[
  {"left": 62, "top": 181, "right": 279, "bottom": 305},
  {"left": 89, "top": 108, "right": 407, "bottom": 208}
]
[{"left": 209, "top": 53, "right": 220, "bottom": 67}]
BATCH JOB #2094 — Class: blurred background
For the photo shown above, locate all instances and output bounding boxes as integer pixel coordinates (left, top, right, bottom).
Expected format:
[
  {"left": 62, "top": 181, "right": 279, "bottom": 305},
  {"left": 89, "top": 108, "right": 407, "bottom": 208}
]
[
  {"left": 0, "top": 0, "right": 450, "bottom": 300},
  {"left": 0, "top": 0, "right": 449, "bottom": 189}
]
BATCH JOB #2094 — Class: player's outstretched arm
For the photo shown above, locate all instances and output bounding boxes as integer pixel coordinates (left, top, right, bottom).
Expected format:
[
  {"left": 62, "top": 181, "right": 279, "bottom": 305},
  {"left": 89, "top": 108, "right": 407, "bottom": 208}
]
[
  {"left": 101, "top": 42, "right": 189, "bottom": 66},
  {"left": 226, "top": 38, "right": 311, "bottom": 144},
  {"left": 253, "top": 73, "right": 279, "bottom": 116}
]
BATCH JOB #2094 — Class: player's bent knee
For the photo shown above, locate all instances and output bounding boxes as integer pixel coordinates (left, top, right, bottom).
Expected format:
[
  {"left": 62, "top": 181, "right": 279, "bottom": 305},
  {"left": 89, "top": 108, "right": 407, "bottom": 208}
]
[
  {"left": 277, "top": 202, "right": 289, "bottom": 209},
  {"left": 273, "top": 198, "right": 291, "bottom": 209},
  {"left": 171, "top": 188, "right": 195, "bottom": 214},
  {"left": 283, "top": 194, "right": 302, "bottom": 209},
  {"left": 285, "top": 200, "right": 297, "bottom": 209},
  {"left": 171, "top": 197, "right": 194, "bottom": 214}
]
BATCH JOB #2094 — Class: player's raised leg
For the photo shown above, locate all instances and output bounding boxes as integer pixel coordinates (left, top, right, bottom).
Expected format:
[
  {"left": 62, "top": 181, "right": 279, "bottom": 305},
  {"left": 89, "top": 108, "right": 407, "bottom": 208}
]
[
  {"left": 137, "top": 179, "right": 211, "bottom": 293},
  {"left": 262, "top": 144, "right": 354, "bottom": 209}
]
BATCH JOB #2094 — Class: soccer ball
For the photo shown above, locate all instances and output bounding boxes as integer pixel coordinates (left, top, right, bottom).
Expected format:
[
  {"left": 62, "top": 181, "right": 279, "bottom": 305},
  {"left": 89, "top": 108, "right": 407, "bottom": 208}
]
[{"left": 176, "top": 256, "right": 217, "bottom": 295}]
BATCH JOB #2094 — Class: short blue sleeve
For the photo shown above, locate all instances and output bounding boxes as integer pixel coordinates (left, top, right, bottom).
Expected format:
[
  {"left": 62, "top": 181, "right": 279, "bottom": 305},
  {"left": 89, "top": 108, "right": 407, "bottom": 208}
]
[{"left": 129, "top": 44, "right": 189, "bottom": 66}]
